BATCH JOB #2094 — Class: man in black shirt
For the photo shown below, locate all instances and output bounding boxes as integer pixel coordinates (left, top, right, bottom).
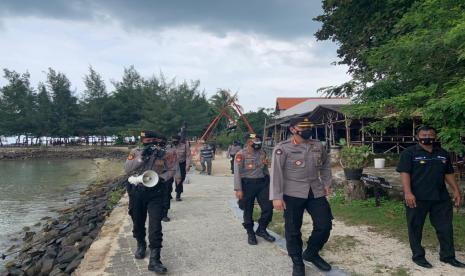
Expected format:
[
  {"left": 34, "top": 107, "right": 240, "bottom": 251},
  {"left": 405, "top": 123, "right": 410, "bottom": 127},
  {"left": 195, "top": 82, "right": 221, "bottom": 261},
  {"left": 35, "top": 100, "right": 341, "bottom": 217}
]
[{"left": 397, "top": 126, "right": 464, "bottom": 269}]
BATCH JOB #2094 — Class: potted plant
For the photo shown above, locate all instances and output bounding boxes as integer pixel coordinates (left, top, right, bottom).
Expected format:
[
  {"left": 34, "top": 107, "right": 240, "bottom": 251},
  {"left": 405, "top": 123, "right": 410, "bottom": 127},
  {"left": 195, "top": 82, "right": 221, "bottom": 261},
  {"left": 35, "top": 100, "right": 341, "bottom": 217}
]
[{"left": 339, "top": 139, "right": 372, "bottom": 180}]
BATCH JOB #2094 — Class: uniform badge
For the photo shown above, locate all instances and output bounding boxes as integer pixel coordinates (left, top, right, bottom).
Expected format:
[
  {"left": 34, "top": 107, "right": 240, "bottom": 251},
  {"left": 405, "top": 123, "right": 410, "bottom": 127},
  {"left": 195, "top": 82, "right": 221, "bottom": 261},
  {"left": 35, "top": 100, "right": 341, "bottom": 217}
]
[
  {"left": 275, "top": 149, "right": 283, "bottom": 155},
  {"left": 420, "top": 160, "right": 426, "bottom": 164},
  {"left": 247, "top": 164, "right": 254, "bottom": 169},
  {"left": 295, "top": 160, "right": 303, "bottom": 166},
  {"left": 127, "top": 153, "right": 135, "bottom": 160}
]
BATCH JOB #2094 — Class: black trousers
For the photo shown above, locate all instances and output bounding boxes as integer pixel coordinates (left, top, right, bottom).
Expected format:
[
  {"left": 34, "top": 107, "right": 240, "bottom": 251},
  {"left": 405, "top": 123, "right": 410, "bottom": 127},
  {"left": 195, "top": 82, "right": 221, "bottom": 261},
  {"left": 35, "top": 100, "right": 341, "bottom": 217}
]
[
  {"left": 283, "top": 194, "right": 333, "bottom": 258},
  {"left": 230, "top": 155, "right": 235, "bottom": 173},
  {"left": 406, "top": 200, "right": 455, "bottom": 261},
  {"left": 241, "top": 178, "right": 273, "bottom": 231},
  {"left": 127, "top": 183, "right": 164, "bottom": 249},
  {"left": 175, "top": 161, "right": 187, "bottom": 195},
  {"left": 162, "top": 178, "right": 174, "bottom": 217}
]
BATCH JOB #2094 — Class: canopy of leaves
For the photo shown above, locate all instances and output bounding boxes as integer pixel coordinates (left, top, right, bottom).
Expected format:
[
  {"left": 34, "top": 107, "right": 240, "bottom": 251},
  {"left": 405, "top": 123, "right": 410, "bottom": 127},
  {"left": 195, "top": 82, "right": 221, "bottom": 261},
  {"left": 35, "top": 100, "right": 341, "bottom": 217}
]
[
  {"left": 0, "top": 66, "right": 266, "bottom": 143},
  {"left": 315, "top": 0, "right": 465, "bottom": 152}
]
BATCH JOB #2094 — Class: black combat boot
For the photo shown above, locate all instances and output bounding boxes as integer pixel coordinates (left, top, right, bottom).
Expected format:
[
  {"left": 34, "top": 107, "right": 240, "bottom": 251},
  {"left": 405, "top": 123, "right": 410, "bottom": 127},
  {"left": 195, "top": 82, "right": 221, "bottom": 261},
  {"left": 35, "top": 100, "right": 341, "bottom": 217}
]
[
  {"left": 255, "top": 226, "right": 276, "bottom": 242},
  {"left": 134, "top": 240, "right": 146, "bottom": 259},
  {"left": 291, "top": 256, "right": 305, "bottom": 276},
  {"left": 246, "top": 229, "right": 257, "bottom": 245},
  {"left": 303, "top": 249, "right": 331, "bottom": 272},
  {"left": 176, "top": 193, "right": 182, "bottom": 201},
  {"left": 148, "top": 248, "right": 167, "bottom": 274}
]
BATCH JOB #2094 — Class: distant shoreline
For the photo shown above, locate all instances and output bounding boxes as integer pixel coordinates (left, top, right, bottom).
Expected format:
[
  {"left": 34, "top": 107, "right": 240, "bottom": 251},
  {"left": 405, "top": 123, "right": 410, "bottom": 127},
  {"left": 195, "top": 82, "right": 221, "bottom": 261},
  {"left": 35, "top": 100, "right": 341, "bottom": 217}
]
[{"left": 0, "top": 147, "right": 130, "bottom": 160}]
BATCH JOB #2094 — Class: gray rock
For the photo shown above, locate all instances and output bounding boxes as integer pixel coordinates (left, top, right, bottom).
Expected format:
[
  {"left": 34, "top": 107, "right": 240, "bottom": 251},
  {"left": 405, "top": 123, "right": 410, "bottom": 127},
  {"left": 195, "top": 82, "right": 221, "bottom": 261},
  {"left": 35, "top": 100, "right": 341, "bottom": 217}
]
[
  {"left": 39, "top": 254, "right": 55, "bottom": 275},
  {"left": 56, "top": 246, "right": 79, "bottom": 263},
  {"left": 22, "top": 231, "right": 35, "bottom": 242}
]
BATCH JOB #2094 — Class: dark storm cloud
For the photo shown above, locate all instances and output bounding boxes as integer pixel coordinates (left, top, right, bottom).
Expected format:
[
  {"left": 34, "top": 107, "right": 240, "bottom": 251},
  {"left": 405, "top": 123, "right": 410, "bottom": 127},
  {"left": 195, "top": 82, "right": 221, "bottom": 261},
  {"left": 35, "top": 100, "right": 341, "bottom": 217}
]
[{"left": 0, "top": 0, "right": 323, "bottom": 38}]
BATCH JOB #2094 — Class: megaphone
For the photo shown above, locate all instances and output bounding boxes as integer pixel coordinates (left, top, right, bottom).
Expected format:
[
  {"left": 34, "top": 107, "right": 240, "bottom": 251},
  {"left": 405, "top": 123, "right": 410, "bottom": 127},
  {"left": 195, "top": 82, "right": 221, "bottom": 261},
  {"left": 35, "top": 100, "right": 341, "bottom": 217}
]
[{"left": 128, "top": 170, "right": 159, "bottom": 188}]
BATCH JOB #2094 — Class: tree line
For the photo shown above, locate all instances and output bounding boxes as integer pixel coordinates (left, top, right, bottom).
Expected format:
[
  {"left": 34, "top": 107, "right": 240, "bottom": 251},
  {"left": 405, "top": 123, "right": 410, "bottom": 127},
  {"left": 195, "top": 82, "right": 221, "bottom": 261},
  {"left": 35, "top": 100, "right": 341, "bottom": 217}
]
[
  {"left": 315, "top": 0, "right": 465, "bottom": 152},
  {"left": 0, "top": 66, "right": 272, "bottom": 147}
]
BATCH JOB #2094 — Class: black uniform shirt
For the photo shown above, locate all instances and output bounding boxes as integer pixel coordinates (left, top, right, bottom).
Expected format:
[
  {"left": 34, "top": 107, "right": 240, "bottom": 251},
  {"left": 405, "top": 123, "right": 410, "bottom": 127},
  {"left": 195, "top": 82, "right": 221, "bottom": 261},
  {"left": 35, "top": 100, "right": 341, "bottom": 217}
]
[{"left": 396, "top": 144, "right": 454, "bottom": 200}]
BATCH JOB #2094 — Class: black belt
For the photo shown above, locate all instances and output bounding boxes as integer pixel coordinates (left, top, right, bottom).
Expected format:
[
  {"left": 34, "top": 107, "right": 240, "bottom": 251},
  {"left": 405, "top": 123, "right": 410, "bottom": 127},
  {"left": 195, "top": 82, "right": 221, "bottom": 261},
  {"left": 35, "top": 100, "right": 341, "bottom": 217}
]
[{"left": 242, "top": 178, "right": 266, "bottom": 184}]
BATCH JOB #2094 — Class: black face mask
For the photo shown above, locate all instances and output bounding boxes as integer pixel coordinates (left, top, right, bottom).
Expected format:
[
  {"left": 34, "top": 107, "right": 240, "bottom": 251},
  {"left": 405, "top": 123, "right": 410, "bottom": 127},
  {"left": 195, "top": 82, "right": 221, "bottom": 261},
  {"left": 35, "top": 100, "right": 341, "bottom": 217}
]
[
  {"left": 419, "top": 138, "right": 434, "bottom": 146},
  {"left": 143, "top": 142, "right": 166, "bottom": 158},
  {"left": 252, "top": 143, "right": 262, "bottom": 150},
  {"left": 297, "top": 129, "right": 312, "bottom": 140}
]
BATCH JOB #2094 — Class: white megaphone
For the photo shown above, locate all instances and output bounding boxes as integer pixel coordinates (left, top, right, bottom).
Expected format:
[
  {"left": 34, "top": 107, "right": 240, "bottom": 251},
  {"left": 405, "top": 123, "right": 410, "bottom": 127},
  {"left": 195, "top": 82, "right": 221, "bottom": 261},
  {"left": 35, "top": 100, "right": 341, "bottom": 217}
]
[{"left": 128, "top": 170, "right": 159, "bottom": 187}]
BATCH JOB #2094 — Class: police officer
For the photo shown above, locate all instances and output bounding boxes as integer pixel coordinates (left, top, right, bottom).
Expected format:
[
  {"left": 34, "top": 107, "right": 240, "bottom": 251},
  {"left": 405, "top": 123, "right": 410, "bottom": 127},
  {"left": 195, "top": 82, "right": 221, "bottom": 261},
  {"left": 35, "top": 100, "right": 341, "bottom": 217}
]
[
  {"left": 228, "top": 140, "right": 242, "bottom": 174},
  {"left": 172, "top": 135, "right": 191, "bottom": 201},
  {"left": 161, "top": 139, "right": 181, "bottom": 222},
  {"left": 124, "top": 130, "right": 180, "bottom": 274},
  {"left": 270, "top": 117, "right": 333, "bottom": 276},
  {"left": 234, "top": 133, "right": 275, "bottom": 245},
  {"left": 200, "top": 142, "right": 214, "bottom": 175},
  {"left": 397, "top": 126, "right": 464, "bottom": 268}
]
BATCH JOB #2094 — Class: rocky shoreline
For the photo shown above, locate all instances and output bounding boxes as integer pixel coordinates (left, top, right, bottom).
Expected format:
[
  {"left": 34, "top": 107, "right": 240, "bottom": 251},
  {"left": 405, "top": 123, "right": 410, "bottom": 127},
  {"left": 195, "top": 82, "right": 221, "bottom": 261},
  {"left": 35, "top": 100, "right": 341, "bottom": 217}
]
[
  {"left": 0, "top": 147, "right": 129, "bottom": 160},
  {"left": 1, "top": 174, "right": 128, "bottom": 276}
]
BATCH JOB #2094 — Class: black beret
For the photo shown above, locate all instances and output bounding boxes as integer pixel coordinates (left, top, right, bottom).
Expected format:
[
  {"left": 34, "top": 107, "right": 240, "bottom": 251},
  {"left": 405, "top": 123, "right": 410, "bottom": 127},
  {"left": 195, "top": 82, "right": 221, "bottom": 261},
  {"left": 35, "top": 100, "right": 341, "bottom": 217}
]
[
  {"left": 141, "top": 130, "right": 166, "bottom": 141},
  {"left": 289, "top": 117, "right": 313, "bottom": 128}
]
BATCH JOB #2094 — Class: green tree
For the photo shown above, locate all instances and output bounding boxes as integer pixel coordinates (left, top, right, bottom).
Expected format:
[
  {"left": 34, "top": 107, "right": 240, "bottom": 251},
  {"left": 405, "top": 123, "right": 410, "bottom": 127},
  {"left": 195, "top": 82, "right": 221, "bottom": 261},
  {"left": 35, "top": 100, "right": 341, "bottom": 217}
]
[
  {"left": 0, "top": 69, "right": 37, "bottom": 143},
  {"left": 80, "top": 66, "right": 108, "bottom": 137},
  {"left": 47, "top": 68, "right": 79, "bottom": 138},
  {"left": 315, "top": 0, "right": 465, "bottom": 152},
  {"left": 36, "top": 83, "right": 53, "bottom": 139}
]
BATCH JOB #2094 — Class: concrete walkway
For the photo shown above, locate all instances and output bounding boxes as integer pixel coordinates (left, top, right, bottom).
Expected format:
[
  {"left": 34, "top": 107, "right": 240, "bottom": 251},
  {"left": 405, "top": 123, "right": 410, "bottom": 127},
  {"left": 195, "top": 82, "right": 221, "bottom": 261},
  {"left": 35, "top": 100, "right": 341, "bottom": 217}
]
[
  {"left": 82, "top": 172, "right": 303, "bottom": 276},
  {"left": 109, "top": 173, "right": 296, "bottom": 275}
]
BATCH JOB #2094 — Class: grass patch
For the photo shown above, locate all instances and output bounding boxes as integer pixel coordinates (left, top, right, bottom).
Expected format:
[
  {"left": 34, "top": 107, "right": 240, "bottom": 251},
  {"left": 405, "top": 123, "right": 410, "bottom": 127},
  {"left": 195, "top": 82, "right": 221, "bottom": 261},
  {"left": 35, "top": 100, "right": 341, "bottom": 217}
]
[
  {"left": 329, "top": 189, "right": 465, "bottom": 251},
  {"left": 391, "top": 266, "right": 410, "bottom": 276},
  {"left": 107, "top": 187, "right": 125, "bottom": 210},
  {"left": 252, "top": 207, "right": 285, "bottom": 236},
  {"left": 324, "top": 235, "right": 361, "bottom": 252}
]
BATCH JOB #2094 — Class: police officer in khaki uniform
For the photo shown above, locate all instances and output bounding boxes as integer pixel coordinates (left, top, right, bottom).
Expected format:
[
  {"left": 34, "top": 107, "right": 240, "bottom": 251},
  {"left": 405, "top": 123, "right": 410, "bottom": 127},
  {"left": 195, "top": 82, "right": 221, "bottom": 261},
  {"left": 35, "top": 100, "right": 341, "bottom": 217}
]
[
  {"left": 234, "top": 133, "right": 275, "bottom": 245},
  {"left": 172, "top": 135, "right": 191, "bottom": 201},
  {"left": 270, "top": 117, "right": 333, "bottom": 276},
  {"left": 160, "top": 140, "right": 181, "bottom": 222},
  {"left": 125, "top": 130, "right": 181, "bottom": 274},
  {"left": 228, "top": 141, "right": 242, "bottom": 173}
]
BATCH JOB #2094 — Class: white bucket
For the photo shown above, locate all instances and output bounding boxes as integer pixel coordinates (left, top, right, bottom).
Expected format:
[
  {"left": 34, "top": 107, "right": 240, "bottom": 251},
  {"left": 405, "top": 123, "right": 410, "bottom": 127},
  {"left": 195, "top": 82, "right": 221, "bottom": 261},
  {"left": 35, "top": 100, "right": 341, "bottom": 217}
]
[{"left": 374, "top": 158, "right": 386, "bottom": 169}]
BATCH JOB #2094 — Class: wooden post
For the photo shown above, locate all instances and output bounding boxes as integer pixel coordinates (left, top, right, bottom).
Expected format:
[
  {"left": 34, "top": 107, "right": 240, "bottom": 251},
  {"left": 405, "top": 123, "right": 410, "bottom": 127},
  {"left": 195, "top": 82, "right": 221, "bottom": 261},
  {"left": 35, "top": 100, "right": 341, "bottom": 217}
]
[{"left": 344, "top": 115, "right": 351, "bottom": 145}]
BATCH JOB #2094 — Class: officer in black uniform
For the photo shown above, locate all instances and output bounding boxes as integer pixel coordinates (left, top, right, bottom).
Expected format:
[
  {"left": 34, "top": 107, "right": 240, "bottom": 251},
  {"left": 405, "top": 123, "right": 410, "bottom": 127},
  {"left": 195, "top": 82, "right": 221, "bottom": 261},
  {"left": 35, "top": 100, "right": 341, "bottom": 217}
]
[
  {"left": 397, "top": 126, "right": 464, "bottom": 269},
  {"left": 125, "top": 130, "right": 180, "bottom": 274}
]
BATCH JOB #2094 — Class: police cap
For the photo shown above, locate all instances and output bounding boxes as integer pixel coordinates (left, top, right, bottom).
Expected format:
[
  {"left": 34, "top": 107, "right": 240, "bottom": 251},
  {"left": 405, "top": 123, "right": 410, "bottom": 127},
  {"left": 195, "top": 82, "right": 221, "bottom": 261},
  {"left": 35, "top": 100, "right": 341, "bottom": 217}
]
[
  {"left": 141, "top": 130, "right": 166, "bottom": 141},
  {"left": 289, "top": 117, "right": 313, "bottom": 128}
]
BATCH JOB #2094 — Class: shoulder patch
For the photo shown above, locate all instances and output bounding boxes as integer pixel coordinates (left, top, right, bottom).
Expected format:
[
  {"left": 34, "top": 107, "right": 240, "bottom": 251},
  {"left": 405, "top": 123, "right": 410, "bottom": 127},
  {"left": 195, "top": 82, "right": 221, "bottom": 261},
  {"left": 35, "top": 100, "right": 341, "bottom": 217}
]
[
  {"left": 235, "top": 153, "right": 243, "bottom": 163},
  {"left": 127, "top": 153, "right": 135, "bottom": 160}
]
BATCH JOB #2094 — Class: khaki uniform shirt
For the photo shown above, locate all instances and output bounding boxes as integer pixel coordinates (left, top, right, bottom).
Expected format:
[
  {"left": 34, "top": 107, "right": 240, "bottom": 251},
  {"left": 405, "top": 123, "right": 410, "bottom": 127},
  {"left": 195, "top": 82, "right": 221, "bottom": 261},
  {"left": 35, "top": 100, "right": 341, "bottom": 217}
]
[
  {"left": 124, "top": 147, "right": 181, "bottom": 181},
  {"left": 176, "top": 142, "right": 191, "bottom": 170},
  {"left": 233, "top": 148, "right": 269, "bottom": 191},
  {"left": 270, "top": 138, "right": 331, "bottom": 200},
  {"left": 227, "top": 145, "right": 242, "bottom": 156}
]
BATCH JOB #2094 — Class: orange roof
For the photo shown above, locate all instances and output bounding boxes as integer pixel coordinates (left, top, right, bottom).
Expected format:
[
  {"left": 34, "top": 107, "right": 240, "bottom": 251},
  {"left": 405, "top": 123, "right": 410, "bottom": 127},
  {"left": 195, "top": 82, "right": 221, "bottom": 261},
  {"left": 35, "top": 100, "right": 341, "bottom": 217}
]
[{"left": 276, "top": 97, "right": 311, "bottom": 111}]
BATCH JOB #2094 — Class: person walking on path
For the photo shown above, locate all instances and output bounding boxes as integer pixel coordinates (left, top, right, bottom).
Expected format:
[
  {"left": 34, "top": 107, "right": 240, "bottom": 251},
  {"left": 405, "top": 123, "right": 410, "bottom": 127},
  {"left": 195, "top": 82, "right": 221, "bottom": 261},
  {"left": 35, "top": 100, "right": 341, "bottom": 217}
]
[
  {"left": 124, "top": 130, "right": 181, "bottom": 274},
  {"left": 172, "top": 135, "right": 191, "bottom": 201},
  {"left": 228, "top": 140, "right": 243, "bottom": 174},
  {"left": 270, "top": 117, "right": 333, "bottom": 276},
  {"left": 234, "top": 133, "right": 275, "bottom": 245},
  {"left": 200, "top": 142, "right": 214, "bottom": 175},
  {"left": 397, "top": 125, "right": 464, "bottom": 269}
]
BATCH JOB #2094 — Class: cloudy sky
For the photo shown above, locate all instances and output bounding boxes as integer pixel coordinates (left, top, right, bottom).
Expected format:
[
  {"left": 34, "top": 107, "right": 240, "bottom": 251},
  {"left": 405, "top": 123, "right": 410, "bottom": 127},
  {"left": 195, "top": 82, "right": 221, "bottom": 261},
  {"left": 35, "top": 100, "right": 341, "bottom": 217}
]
[{"left": 0, "top": 0, "right": 350, "bottom": 111}]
